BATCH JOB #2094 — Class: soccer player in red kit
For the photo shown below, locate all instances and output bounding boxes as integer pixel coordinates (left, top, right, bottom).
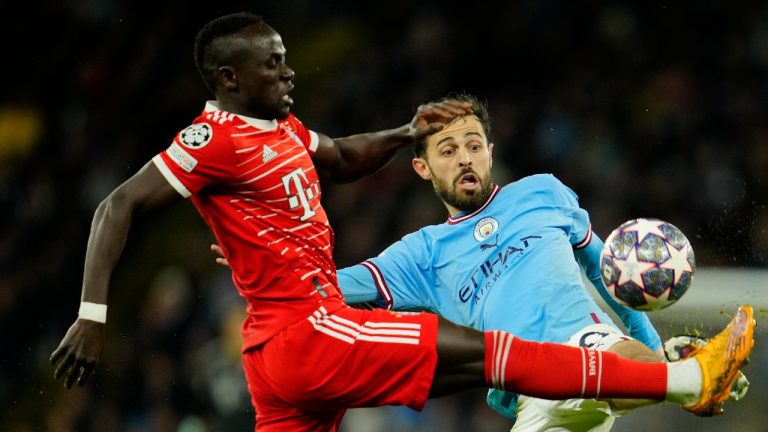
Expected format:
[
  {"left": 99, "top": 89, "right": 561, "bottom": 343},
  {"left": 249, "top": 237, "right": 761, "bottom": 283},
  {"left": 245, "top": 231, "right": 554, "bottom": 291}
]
[{"left": 51, "top": 12, "right": 755, "bottom": 431}]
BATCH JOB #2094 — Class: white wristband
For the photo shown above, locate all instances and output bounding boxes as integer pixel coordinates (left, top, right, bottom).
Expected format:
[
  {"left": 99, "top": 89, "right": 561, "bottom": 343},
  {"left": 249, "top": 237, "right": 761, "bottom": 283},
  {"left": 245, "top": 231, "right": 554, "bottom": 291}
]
[{"left": 78, "top": 302, "right": 107, "bottom": 323}]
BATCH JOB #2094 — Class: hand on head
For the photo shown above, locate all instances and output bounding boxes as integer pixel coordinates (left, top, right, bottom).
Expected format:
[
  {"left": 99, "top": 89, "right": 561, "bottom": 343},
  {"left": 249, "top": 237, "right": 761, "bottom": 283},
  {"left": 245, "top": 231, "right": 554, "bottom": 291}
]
[{"left": 409, "top": 100, "right": 473, "bottom": 140}]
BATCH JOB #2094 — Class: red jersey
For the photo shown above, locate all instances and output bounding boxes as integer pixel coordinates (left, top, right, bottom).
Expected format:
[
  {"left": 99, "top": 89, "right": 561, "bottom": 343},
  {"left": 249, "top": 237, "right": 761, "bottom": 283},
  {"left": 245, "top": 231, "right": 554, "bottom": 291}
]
[{"left": 153, "top": 102, "right": 344, "bottom": 349}]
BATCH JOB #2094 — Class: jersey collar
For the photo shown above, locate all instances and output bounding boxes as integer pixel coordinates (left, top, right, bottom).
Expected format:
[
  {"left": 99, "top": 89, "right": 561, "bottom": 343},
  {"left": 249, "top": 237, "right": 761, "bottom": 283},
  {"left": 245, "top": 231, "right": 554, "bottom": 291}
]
[
  {"left": 446, "top": 184, "right": 501, "bottom": 225},
  {"left": 204, "top": 101, "right": 278, "bottom": 130}
]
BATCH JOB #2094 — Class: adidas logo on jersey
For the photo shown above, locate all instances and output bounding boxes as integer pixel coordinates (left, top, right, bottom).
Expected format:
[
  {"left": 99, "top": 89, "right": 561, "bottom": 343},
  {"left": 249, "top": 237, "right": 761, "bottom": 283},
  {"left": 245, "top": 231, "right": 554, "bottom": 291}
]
[{"left": 263, "top": 145, "right": 278, "bottom": 163}]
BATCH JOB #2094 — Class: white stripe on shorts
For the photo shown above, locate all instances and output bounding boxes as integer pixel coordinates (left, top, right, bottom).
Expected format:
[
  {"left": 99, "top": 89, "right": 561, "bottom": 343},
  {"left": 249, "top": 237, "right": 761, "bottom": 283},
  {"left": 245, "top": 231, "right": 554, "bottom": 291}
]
[{"left": 307, "top": 306, "right": 421, "bottom": 345}]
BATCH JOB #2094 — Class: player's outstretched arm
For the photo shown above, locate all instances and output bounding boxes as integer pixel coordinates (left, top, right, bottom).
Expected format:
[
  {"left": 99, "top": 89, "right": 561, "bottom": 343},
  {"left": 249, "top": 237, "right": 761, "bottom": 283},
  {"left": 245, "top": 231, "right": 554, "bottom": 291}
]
[
  {"left": 50, "top": 161, "right": 180, "bottom": 388},
  {"left": 312, "top": 100, "right": 472, "bottom": 182}
]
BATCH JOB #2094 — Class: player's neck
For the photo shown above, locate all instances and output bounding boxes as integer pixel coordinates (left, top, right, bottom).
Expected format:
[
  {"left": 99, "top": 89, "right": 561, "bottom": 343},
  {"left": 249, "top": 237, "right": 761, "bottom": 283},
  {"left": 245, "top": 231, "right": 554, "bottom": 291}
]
[
  {"left": 445, "top": 203, "right": 463, "bottom": 217},
  {"left": 214, "top": 99, "right": 274, "bottom": 122}
]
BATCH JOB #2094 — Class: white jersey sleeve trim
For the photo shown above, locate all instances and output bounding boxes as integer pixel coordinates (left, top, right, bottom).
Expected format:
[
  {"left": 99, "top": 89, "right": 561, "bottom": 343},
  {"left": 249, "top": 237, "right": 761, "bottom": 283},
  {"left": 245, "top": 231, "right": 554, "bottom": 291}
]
[
  {"left": 152, "top": 155, "right": 192, "bottom": 198},
  {"left": 573, "top": 223, "right": 593, "bottom": 249},
  {"left": 360, "top": 261, "right": 394, "bottom": 310},
  {"left": 308, "top": 131, "right": 319, "bottom": 153}
]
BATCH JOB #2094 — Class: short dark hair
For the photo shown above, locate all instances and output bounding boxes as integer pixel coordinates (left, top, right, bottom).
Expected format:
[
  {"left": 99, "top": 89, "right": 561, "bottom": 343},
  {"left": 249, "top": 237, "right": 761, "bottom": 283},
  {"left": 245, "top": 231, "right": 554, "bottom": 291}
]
[
  {"left": 194, "top": 12, "right": 265, "bottom": 92},
  {"left": 412, "top": 93, "right": 492, "bottom": 158}
]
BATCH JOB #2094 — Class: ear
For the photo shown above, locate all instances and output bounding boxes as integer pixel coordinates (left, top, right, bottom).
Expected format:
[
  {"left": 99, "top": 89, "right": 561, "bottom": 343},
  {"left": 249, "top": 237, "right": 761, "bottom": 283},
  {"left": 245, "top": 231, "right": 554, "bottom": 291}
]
[
  {"left": 216, "top": 66, "right": 238, "bottom": 91},
  {"left": 489, "top": 142, "right": 494, "bottom": 168},
  {"left": 412, "top": 157, "right": 432, "bottom": 180}
]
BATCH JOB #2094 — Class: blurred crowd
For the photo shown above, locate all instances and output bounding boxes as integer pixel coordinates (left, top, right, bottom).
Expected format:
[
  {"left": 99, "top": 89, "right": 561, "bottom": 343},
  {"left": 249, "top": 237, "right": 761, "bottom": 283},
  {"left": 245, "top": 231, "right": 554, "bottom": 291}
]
[{"left": 2, "top": 1, "right": 767, "bottom": 431}]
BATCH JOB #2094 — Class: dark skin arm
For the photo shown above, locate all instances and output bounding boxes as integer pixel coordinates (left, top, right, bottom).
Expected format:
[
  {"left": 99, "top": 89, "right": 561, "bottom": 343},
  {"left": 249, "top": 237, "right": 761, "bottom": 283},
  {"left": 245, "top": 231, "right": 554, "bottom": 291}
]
[
  {"left": 50, "top": 162, "right": 180, "bottom": 388},
  {"left": 312, "top": 100, "right": 472, "bottom": 183}
]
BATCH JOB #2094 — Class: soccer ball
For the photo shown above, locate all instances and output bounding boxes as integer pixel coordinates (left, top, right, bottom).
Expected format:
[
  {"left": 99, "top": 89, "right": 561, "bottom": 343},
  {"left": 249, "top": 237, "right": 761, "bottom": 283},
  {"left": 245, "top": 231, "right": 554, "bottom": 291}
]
[{"left": 599, "top": 218, "right": 695, "bottom": 311}]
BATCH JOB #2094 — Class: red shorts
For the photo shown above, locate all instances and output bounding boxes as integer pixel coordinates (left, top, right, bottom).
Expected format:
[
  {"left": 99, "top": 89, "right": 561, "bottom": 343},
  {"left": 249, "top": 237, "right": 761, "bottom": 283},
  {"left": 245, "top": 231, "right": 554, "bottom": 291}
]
[{"left": 242, "top": 303, "right": 439, "bottom": 431}]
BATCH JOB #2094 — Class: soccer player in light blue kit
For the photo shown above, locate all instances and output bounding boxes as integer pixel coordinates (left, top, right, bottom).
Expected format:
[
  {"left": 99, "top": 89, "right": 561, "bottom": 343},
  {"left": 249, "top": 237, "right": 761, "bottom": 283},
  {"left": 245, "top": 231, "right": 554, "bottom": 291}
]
[{"left": 336, "top": 94, "right": 665, "bottom": 431}]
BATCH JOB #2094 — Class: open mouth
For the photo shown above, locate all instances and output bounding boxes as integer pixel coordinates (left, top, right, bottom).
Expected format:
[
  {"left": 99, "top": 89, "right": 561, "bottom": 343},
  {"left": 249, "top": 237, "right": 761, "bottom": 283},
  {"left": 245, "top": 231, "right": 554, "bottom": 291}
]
[
  {"left": 282, "top": 85, "right": 295, "bottom": 106},
  {"left": 456, "top": 172, "right": 480, "bottom": 190}
]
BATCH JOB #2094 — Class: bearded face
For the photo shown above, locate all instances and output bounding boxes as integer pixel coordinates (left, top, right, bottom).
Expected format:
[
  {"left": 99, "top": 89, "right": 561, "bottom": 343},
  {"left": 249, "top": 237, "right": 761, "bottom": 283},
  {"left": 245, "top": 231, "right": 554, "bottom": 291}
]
[
  {"left": 429, "top": 165, "right": 494, "bottom": 212},
  {"left": 412, "top": 115, "right": 495, "bottom": 215}
]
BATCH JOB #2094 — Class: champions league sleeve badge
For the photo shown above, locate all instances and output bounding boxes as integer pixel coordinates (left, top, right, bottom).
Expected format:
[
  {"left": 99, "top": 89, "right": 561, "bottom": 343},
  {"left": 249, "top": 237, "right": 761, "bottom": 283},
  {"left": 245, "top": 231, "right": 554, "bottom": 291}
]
[{"left": 179, "top": 123, "right": 213, "bottom": 148}]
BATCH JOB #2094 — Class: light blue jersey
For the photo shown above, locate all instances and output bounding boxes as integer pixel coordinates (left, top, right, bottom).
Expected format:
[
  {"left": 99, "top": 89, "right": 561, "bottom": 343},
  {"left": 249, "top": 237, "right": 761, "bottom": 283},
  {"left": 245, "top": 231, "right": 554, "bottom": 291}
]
[{"left": 338, "top": 174, "right": 661, "bottom": 349}]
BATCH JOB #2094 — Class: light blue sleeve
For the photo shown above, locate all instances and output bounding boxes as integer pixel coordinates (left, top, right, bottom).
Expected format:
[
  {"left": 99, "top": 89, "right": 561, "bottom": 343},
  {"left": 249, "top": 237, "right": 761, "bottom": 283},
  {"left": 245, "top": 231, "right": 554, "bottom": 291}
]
[
  {"left": 337, "top": 233, "right": 433, "bottom": 311},
  {"left": 547, "top": 175, "right": 592, "bottom": 246},
  {"left": 548, "top": 175, "right": 662, "bottom": 352},
  {"left": 337, "top": 264, "right": 386, "bottom": 307},
  {"left": 574, "top": 234, "right": 663, "bottom": 352}
]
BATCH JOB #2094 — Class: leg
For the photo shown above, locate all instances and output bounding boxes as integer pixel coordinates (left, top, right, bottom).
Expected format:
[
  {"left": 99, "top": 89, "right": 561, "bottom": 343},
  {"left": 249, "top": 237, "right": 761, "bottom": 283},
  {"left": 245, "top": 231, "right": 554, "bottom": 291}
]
[
  {"left": 428, "top": 305, "right": 754, "bottom": 418},
  {"left": 602, "top": 339, "right": 663, "bottom": 411},
  {"left": 508, "top": 325, "right": 663, "bottom": 431},
  {"left": 429, "top": 317, "right": 486, "bottom": 397},
  {"left": 429, "top": 316, "right": 669, "bottom": 401}
]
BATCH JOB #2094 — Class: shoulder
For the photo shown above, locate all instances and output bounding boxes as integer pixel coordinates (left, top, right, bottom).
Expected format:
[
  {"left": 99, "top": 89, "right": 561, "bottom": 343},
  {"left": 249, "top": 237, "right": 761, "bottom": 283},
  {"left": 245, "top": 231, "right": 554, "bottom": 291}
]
[
  {"left": 167, "top": 114, "right": 237, "bottom": 171},
  {"left": 278, "top": 113, "right": 307, "bottom": 133},
  {"left": 279, "top": 114, "right": 319, "bottom": 150},
  {"left": 505, "top": 173, "right": 572, "bottom": 193},
  {"left": 398, "top": 227, "right": 433, "bottom": 250},
  {"left": 520, "top": 173, "right": 563, "bottom": 187},
  {"left": 177, "top": 108, "right": 239, "bottom": 142},
  {"left": 174, "top": 119, "right": 233, "bottom": 149},
  {"left": 384, "top": 224, "right": 441, "bottom": 258},
  {"left": 500, "top": 174, "right": 579, "bottom": 206}
]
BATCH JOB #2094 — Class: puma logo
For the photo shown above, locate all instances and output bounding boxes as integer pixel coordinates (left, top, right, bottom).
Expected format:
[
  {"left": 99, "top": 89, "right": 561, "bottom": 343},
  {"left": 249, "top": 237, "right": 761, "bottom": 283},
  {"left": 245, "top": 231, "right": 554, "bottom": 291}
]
[{"left": 480, "top": 234, "right": 499, "bottom": 250}]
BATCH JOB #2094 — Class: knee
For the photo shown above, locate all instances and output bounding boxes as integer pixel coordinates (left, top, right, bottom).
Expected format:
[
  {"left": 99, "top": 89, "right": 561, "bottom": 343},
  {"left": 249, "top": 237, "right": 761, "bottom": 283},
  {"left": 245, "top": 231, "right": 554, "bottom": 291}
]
[{"left": 608, "top": 340, "right": 664, "bottom": 363}]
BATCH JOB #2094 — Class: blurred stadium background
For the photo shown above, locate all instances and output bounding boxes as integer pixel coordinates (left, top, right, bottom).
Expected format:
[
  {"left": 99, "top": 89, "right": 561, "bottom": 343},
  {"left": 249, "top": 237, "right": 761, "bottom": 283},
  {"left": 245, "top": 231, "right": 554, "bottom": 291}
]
[{"left": 1, "top": 1, "right": 766, "bottom": 431}]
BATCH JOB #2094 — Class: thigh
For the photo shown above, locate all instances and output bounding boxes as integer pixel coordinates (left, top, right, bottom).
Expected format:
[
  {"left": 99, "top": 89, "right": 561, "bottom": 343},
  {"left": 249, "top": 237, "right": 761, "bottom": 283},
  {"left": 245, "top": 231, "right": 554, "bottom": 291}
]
[
  {"left": 249, "top": 305, "right": 440, "bottom": 426},
  {"left": 243, "top": 347, "right": 346, "bottom": 432}
]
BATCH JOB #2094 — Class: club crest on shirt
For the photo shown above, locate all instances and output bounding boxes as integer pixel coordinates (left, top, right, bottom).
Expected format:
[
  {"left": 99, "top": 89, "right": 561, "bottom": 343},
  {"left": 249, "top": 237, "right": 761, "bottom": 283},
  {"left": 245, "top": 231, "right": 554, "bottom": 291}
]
[
  {"left": 179, "top": 123, "right": 213, "bottom": 148},
  {"left": 473, "top": 217, "right": 499, "bottom": 242}
]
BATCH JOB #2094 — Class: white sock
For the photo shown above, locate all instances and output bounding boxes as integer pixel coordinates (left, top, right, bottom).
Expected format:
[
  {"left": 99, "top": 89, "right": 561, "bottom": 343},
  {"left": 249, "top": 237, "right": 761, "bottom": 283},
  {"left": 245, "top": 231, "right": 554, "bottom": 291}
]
[{"left": 665, "top": 358, "right": 703, "bottom": 405}]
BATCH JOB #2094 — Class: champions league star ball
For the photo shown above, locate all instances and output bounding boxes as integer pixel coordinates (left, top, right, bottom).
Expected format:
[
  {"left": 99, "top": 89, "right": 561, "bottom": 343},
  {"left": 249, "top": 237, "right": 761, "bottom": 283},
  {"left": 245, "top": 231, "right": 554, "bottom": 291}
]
[{"left": 599, "top": 218, "right": 695, "bottom": 311}]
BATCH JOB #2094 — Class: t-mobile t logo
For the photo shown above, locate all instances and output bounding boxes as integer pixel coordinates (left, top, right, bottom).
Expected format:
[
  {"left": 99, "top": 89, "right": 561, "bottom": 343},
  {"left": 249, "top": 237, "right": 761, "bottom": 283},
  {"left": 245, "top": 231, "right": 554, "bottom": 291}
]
[{"left": 282, "top": 168, "right": 316, "bottom": 221}]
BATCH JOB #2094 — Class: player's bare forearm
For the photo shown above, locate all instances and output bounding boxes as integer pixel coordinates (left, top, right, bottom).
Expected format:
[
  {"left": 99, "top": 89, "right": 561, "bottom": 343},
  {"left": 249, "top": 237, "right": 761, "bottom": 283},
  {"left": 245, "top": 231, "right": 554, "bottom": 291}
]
[
  {"left": 314, "top": 99, "right": 473, "bottom": 182},
  {"left": 49, "top": 190, "right": 136, "bottom": 388},
  {"left": 323, "top": 125, "right": 412, "bottom": 182},
  {"left": 51, "top": 161, "right": 179, "bottom": 388}
]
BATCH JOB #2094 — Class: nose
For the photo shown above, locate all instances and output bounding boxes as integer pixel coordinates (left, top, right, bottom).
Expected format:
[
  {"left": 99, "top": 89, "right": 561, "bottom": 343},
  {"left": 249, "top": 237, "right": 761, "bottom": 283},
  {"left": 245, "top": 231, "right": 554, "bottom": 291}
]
[
  {"left": 281, "top": 64, "right": 295, "bottom": 81},
  {"left": 458, "top": 148, "right": 473, "bottom": 167}
]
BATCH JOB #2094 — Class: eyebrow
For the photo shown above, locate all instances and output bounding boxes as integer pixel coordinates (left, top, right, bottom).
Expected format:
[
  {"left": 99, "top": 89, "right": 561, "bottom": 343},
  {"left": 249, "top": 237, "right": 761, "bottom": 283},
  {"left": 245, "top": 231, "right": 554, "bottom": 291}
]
[{"left": 436, "top": 131, "right": 484, "bottom": 146}]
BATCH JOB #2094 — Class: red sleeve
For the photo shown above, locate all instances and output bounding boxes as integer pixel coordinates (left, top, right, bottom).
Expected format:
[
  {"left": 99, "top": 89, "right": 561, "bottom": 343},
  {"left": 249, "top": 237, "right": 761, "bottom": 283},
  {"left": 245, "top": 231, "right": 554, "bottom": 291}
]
[
  {"left": 285, "top": 114, "right": 320, "bottom": 154},
  {"left": 151, "top": 121, "right": 236, "bottom": 197}
]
